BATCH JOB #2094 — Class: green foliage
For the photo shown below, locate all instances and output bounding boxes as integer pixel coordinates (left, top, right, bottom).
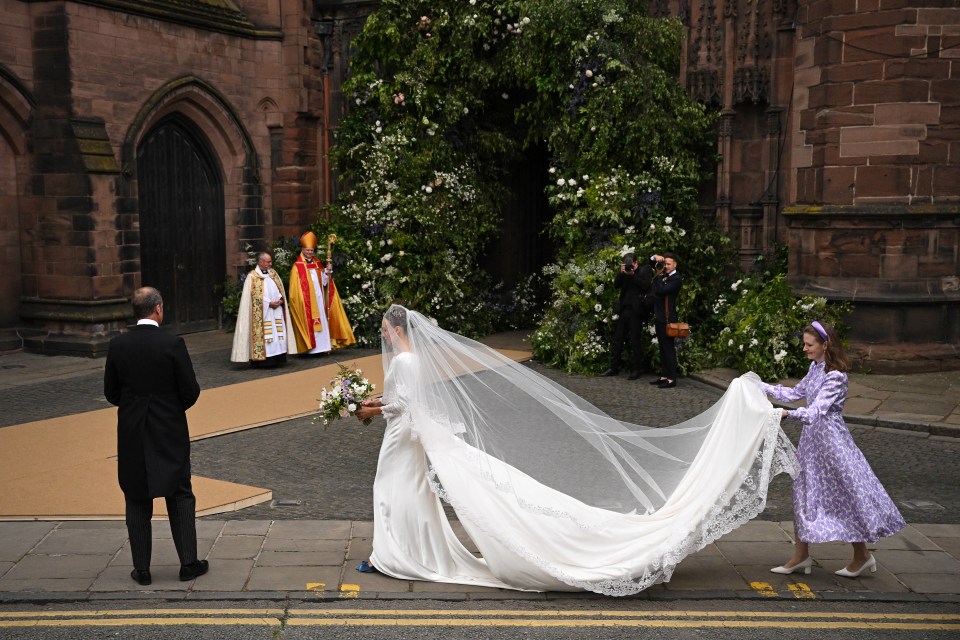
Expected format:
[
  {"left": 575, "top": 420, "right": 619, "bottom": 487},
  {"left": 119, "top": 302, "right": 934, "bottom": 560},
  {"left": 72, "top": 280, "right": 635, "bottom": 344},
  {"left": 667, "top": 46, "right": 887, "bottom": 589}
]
[
  {"left": 531, "top": 251, "right": 620, "bottom": 374},
  {"left": 218, "top": 276, "right": 243, "bottom": 327},
  {"left": 515, "top": 1, "right": 723, "bottom": 373},
  {"left": 323, "top": 0, "right": 850, "bottom": 367},
  {"left": 705, "top": 248, "right": 853, "bottom": 380},
  {"left": 328, "top": 0, "right": 722, "bottom": 349}
]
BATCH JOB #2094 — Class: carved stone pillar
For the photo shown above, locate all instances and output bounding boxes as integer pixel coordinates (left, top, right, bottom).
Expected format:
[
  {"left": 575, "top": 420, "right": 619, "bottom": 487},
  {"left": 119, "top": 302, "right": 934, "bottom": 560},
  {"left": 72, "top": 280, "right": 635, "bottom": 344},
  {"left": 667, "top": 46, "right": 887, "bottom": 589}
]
[
  {"left": 761, "top": 107, "right": 783, "bottom": 248},
  {"left": 715, "top": 109, "right": 735, "bottom": 234}
]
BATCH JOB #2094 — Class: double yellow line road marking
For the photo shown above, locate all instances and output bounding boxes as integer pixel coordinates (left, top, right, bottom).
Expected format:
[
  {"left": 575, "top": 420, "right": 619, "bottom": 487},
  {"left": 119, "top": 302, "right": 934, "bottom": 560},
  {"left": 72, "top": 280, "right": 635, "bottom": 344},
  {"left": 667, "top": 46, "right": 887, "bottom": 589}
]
[{"left": 1, "top": 609, "right": 958, "bottom": 630}]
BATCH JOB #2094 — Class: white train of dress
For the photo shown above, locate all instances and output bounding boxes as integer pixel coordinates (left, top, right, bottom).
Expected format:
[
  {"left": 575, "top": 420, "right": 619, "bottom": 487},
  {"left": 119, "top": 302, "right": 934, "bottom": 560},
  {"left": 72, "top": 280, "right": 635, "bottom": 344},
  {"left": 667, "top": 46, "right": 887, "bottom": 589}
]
[{"left": 369, "top": 352, "right": 796, "bottom": 596}]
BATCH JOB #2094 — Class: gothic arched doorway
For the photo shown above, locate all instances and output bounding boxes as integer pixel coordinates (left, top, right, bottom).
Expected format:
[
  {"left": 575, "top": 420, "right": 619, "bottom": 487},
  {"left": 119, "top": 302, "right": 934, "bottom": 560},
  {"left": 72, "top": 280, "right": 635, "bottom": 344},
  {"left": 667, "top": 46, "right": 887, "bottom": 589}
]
[{"left": 137, "top": 115, "right": 225, "bottom": 332}]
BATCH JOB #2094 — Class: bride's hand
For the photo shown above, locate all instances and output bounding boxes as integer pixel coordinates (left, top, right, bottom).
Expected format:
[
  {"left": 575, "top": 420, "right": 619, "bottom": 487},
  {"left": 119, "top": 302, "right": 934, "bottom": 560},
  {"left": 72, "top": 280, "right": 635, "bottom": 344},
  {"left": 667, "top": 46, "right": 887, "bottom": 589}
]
[
  {"left": 355, "top": 405, "right": 378, "bottom": 421},
  {"left": 361, "top": 399, "right": 382, "bottom": 407}
]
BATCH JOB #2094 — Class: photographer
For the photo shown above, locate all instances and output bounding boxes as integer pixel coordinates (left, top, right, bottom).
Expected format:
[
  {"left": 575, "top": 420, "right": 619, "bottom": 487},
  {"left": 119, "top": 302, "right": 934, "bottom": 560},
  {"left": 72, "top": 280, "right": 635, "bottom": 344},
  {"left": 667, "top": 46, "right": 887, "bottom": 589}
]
[
  {"left": 600, "top": 253, "right": 653, "bottom": 380},
  {"left": 650, "top": 252, "right": 682, "bottom": 389}
]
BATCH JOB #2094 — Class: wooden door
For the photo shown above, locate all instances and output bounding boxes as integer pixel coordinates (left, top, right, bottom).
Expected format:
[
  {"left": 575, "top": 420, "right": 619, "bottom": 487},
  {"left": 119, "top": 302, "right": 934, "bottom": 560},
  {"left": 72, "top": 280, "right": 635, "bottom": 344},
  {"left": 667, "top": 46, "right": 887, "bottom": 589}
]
[{"left": 137, "top": 116, "right": 225, "bottom": 332}]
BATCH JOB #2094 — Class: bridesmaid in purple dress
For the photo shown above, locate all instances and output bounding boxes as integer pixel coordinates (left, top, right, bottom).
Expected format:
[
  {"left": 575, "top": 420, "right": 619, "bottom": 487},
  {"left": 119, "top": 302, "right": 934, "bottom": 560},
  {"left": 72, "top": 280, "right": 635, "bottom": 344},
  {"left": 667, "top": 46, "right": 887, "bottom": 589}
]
[{"left": 759, "top": 320, "right": 905, "bottom": 578}]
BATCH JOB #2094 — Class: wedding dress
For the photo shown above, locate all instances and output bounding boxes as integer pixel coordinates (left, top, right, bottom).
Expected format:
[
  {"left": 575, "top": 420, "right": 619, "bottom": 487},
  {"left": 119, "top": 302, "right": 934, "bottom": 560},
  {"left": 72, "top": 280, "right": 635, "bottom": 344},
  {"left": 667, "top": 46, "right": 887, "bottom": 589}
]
[{"left": 369, "top": 305, "right": 797, "bottom": 596}]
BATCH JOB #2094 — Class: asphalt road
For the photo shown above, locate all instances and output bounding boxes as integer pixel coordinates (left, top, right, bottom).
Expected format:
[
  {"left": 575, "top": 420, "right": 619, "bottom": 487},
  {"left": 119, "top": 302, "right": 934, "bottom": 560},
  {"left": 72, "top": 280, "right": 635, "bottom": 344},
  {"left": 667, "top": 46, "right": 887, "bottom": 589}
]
[{"left": 2, "top": 599, "right": 957, "bottom": 640}]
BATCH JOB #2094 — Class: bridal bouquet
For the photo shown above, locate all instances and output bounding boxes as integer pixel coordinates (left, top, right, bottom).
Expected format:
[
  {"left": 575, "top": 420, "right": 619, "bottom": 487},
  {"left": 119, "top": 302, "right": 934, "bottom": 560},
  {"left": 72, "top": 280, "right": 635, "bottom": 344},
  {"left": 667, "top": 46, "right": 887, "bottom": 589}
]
[{"left": 317, "top": 364, "right": 376, "bottom": 428}]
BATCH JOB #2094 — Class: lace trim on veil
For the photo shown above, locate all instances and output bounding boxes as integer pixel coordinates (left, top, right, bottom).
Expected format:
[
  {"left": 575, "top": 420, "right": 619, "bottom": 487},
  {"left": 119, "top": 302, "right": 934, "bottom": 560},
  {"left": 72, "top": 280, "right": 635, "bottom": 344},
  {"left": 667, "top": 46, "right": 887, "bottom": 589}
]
[{"left": 426, "top": 407, "right": 796, "bottom": 596}]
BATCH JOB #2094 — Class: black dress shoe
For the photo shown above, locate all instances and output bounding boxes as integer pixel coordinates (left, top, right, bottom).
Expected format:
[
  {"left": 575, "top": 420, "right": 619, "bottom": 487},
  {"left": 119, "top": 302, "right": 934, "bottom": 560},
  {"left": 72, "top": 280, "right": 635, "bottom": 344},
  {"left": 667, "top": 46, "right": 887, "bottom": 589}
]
[
  {"left": 599, "top": 368, "right": 620, "bottom": 377},
  {"left": 131, "top": 569, "right": 152, "bottom": 586},
  {"left": 657, "top": 379, "right": 677, "bottom": 388},
  {"left": 627, "top": 371, "right": 641, "bottom": 380},
  {"left": 179, "top": 559, "right": 209, "bottom": 581},
  {"left": 649, "top": 378, "right": 667, "bottom": 385}
]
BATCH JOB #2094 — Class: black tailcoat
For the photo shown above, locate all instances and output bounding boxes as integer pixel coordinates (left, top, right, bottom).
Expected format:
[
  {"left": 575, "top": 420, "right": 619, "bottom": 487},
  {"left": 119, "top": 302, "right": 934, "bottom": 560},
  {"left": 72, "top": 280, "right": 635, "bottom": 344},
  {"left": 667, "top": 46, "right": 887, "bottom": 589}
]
[{"left": 104, "top": 325, "right": 201, "bottom": 500}]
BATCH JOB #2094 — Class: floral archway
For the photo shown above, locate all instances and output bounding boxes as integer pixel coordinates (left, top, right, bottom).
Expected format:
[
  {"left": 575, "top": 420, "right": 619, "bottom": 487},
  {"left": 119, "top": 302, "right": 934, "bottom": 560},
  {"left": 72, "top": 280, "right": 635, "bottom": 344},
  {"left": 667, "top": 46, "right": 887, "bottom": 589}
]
[{"left": 319, "top": 0, "right": 846, "bottom": 378}]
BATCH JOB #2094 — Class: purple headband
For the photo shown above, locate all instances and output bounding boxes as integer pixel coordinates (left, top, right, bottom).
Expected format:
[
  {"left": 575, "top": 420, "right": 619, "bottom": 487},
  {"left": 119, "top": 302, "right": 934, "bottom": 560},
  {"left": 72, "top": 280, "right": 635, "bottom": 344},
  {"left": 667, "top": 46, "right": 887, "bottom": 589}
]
[{"left": 811, "top": 320, "right": 829, "bottom": 342}]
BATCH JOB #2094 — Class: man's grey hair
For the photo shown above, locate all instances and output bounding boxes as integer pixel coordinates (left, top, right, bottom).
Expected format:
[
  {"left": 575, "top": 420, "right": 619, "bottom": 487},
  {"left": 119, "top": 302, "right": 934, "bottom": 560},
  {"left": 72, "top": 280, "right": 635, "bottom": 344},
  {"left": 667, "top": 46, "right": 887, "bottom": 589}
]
[
  {"left": 132, "top": 287, "right": 163, "bottom": 320},
  {"left": 257, "top": 251, "right": 271, "bottom": 263}
]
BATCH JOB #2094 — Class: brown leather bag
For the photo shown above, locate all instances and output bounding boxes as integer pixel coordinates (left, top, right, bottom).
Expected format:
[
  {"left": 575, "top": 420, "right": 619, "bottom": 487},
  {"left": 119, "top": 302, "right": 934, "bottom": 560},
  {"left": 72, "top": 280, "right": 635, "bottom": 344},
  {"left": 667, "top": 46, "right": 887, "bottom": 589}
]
[{"left": 664, "top": 298, "right": 690, "bottom": 338}]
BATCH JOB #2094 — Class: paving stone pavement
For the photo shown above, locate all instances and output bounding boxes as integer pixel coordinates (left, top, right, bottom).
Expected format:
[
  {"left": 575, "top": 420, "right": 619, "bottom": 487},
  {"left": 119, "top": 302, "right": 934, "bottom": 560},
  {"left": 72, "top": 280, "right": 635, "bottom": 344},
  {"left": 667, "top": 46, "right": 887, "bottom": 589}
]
[{"left": 1, "top": 519, "right": 959, "bottom": 600}]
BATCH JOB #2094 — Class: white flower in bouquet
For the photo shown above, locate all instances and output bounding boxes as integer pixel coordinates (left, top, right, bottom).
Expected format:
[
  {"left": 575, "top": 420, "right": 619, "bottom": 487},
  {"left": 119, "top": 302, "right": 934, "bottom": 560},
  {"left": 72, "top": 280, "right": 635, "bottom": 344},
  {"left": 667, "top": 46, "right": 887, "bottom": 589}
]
[{"left": 316, "top": 364, "right": 376, "bottom": 429}]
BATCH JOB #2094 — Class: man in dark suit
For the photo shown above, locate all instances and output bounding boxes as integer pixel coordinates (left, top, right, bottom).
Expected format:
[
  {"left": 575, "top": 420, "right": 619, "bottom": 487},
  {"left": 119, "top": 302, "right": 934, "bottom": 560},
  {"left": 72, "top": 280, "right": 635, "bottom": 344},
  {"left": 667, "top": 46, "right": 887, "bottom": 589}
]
[
  {"left": 651, "top": 252, "right": 682, "bottom": 389},
  {"left": 601, "top": 253, "right": 654, "bottom": 380},
  {"left": 104, "top": 287, "right": 209, "bottom": 586}
]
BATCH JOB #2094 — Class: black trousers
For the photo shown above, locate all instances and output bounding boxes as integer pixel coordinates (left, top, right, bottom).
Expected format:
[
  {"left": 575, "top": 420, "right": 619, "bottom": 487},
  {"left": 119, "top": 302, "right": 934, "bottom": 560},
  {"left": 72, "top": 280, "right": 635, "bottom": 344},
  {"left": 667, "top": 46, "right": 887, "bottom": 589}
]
[
  {"left": 124, "top": 476, "right": 198, "bottom": 570},
  {"left": 610, "top": 308, "right": 648, "bottom": 373},
  {"left": 654, "top": 321, "right": 678, "bottom": 381}
]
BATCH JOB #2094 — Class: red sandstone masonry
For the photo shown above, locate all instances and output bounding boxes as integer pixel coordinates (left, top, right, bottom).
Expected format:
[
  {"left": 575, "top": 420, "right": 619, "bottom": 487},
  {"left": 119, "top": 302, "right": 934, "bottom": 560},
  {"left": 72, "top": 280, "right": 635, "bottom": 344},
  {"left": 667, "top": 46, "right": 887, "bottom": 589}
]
[
  {"left": 855, "top": 79, "right": 931, "bottom": 105},
  {"left": 822, "top": 166, "right": 856, "bottom": 204},
  {"left": 841, "top": 125, "right": 927, "bottom": 143},
  {"left": 875, "top": 102, "right": 941, "bottom": 125},
  {"left": 917, "top": 141, "right": 950, "bottom": 164},
  {"left": 825, "top": 8, "right": 918, "bottom": 33},
  {"left": 808, "top": 83, "right": 854, "bottom": 109},
  {"left": 845, "top": 30, "right": 927, "bottom": 64},
  {"left": 931, "top": 79, "right": 960, "bottom": 105},
  {"left": 879, "top": 0, "right": 926, "bottom": 9},
  {"left": 917, "top": 8, "right": 960, "bottom": 25},
  {"left": 885, "top": 58, "right": 951, "bottom": 79},
  {"left": 824, "top": 60, "right": 885, "bottom": 82},
  {"left": 855, "top": 165, "right": 914, "bottom": 198},
  {"left": 941, "top": 104, "right": 960, "bottom": 124},
  {"left": 933, "top": 166, "right": 960, "bottom": 196},
  {"left": 914, "top": 166, "right": 934, "bottom": 198},
  {"left": 814, "top": 32, "right": 845, "bottom": 66},
  {"left": 842, "top": 140, "right": 920, "bottom": 158},
  {"left": 821, "top": 143, "right": 867, "bottom": 166}
]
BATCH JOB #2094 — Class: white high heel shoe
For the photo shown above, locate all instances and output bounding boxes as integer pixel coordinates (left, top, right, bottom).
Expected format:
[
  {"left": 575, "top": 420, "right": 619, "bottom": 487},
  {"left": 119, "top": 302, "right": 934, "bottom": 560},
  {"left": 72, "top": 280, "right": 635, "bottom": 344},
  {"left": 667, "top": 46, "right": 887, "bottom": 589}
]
[
  {"left": 835, "top": 554, "right": 877, "bottom": 578},
  {"left": 770, "top": 557, "right": 813, "bottom": 575}
]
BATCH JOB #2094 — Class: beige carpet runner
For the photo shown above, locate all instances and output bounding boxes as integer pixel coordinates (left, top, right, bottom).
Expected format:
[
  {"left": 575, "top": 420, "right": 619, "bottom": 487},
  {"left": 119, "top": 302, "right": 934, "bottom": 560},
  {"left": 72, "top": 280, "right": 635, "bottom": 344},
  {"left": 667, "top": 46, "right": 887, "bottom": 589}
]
[{"left": 0, "top": 348, "right": 531, "bottom": 520}]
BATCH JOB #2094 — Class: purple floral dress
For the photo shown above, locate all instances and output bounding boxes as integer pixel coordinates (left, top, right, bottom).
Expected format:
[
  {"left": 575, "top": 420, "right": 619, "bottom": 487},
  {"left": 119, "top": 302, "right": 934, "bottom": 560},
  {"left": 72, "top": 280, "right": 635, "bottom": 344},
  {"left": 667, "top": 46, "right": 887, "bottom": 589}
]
[{"left": 760, "top": 361, "right": 906, "bottom": 543}]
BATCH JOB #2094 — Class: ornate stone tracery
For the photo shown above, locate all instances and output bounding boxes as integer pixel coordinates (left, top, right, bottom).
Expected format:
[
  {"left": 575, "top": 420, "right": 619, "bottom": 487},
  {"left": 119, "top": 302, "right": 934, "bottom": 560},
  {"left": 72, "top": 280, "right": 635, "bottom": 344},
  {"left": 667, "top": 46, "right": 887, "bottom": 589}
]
[
  {"left": 733, "top": 65, "right": 770, "bottom": 103},
  {"left": 688, "top": 69, "right": 722, "bottom": 105}
]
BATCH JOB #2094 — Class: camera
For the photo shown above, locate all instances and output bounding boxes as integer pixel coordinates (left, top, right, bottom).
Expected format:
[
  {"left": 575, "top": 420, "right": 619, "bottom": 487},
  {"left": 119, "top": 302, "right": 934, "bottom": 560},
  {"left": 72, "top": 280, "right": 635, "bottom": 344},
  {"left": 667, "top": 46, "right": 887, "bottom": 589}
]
[{"left": 623, "top": 260, "right": 634, "bottom": 273}]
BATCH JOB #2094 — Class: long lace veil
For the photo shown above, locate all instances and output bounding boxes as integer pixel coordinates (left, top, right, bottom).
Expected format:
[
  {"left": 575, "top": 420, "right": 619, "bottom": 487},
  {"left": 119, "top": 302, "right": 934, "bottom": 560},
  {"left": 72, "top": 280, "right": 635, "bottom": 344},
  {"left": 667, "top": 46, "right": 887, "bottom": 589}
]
[
  {"left": 383, "top": 305, "right": 792, "bottom": 525},
  {"left": 383, "top": 305, "right": 795, "bottom": 595}
]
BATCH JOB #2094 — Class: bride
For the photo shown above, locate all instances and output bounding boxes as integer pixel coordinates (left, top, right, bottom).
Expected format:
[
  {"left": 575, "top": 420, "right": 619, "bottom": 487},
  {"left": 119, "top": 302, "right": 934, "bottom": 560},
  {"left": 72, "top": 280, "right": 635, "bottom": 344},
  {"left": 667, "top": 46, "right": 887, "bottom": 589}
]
[{"left": 354, "top": 305, "right": 796, "bottom": 595}]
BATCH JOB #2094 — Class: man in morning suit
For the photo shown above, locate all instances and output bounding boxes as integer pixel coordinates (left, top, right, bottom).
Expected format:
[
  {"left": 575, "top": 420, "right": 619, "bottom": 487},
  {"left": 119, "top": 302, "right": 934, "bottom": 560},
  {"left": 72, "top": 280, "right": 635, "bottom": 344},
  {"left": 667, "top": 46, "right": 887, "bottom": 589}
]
[
  {"left": 104, "top": 287, "right": 209, "bottom": 586},
  {"left": 651, "top": 252, "right": 682, "bottom": 389}
]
